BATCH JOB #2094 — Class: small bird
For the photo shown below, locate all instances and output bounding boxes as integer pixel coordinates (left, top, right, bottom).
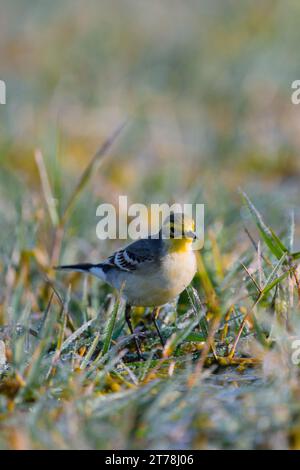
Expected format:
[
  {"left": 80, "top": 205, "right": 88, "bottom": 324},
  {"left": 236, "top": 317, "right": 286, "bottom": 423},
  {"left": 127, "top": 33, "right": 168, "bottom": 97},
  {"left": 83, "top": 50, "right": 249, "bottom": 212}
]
[{"left": 56, "top": 213, "right": 198, "bottom": 358}]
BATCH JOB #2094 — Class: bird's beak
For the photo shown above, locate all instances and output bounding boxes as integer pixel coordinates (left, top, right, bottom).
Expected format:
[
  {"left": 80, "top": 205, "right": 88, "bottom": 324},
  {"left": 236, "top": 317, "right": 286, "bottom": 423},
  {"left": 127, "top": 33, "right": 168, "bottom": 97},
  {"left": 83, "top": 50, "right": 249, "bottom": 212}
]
[{"left": 185, "top": 230, "right": 197, "bottom": 240}]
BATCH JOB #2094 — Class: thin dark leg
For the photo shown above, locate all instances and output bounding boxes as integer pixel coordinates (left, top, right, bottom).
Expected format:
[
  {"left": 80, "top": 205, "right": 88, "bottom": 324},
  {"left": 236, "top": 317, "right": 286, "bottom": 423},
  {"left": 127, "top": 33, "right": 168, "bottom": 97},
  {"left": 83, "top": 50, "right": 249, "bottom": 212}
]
[
  {"left": 151, "top": 307, "right": 165, "bottom": 347},
  {"left": 125, "top": 304, "right": 143, "bottom": 360}
]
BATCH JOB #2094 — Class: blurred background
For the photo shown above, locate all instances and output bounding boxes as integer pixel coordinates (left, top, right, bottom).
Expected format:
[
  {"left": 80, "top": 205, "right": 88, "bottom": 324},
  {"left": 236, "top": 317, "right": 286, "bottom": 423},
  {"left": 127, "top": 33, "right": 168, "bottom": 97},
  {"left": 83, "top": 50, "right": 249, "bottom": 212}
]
[{"left": 1, "top": 0, "right": 300, "bottom": 260}]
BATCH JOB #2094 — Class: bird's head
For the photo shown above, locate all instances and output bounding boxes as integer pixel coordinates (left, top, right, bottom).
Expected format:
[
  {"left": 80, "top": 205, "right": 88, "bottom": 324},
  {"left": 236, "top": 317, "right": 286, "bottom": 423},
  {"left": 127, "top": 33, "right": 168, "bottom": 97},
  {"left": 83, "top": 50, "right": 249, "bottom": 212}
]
[{"left": 159, "top": 212, "right": 197, "bottom": 251}]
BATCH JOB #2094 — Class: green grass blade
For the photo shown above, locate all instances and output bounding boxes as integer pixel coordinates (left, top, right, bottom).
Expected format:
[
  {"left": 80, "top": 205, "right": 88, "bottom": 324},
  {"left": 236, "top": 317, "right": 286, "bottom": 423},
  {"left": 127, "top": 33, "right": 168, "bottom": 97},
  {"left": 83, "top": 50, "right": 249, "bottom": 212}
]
[
  {"left": 291, "top": 251, "right": 300, "bottom": 260},
  {"left": 80, "top": 332, "right": 101, "bottom": 370},
  {"left": 101, "top": 292, "right": 124, "bottom": 357},
  {"left": 241, "top": 191, "right": 288, "bottom": 259},
  {"left": 261, "top": 270, "right": 291, "bottom": 298}
]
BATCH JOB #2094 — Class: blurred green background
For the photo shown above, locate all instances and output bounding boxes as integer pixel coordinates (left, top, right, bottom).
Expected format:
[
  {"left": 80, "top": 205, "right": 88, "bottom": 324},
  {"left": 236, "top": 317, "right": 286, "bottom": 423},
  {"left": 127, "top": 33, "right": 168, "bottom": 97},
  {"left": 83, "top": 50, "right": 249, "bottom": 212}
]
[{"left": 1, "top": 0, "right": 300, "bottom": 215}]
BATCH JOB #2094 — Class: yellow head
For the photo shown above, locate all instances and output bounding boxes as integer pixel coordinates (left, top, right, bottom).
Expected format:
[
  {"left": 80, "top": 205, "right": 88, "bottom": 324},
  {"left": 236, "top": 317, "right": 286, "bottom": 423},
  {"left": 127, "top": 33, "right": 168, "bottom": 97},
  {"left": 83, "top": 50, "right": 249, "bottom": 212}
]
[{"left": 160, "top": 212, "right": 196, "bottom": 252}]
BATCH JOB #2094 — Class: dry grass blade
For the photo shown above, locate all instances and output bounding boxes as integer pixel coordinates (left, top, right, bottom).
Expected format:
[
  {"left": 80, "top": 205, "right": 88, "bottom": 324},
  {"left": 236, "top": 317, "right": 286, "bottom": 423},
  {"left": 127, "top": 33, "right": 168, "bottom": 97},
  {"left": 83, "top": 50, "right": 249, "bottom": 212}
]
[
  {"left": 195, "top": 251, "right": 218, "bottom": 310},
  {"left": 61, "top": 120, "right": 128, "bottom": 225},
  {"left": 263, "top": 252, "right": 287, "bottom": 290},
  {"left": 240, "top": 261, "right": 261, "bottom": 293},
  {"left": 41, "top": 272, "right": 75, "bottom": 332},
  {"left": 46, "top": 285, "right": 71, "bottom": 379},
  {"left": 208, "top": 229, "right": 224, "bottom": 280},
  {"left": 34, "top": 149, "right": 59, "bottom": 227},
  {"left": 257, "top": 241, "right": 265, "bottom": 289},
  {"left": 244, "top": 226, "right": 268, "bottom": 265},
  {"left": 49, "top": 121, "right": 127, "bottom": 266}
]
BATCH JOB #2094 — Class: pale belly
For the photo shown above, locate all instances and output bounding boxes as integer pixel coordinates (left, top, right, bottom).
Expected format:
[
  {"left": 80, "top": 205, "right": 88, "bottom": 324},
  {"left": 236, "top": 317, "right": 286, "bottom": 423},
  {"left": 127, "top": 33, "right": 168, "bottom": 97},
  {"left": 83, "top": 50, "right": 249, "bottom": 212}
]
[{"left": 110, "top": 251, "right": 197, "bottom": 307}]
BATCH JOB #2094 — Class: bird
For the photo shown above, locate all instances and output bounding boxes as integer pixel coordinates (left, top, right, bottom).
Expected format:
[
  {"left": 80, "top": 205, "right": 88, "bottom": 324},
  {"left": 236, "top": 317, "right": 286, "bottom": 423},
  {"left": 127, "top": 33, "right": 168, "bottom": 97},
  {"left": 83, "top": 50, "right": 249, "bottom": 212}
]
[{"left": 55, "top": 212, "right": 198, "bottom": 358}]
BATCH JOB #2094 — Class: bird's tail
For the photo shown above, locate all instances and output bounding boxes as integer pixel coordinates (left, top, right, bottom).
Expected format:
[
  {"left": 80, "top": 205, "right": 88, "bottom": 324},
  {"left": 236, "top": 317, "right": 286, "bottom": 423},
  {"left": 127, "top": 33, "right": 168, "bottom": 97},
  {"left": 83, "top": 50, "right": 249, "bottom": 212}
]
[{"left": 55, "top": 263, "right": 108, "bottom": 281}]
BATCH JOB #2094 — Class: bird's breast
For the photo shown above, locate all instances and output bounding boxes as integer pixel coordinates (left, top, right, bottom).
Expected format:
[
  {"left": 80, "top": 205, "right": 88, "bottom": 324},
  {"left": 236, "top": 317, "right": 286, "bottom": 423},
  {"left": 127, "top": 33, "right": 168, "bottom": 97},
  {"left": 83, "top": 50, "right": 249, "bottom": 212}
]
[{"left": 117, "top": 250, "right": 197, "bottom": 307}]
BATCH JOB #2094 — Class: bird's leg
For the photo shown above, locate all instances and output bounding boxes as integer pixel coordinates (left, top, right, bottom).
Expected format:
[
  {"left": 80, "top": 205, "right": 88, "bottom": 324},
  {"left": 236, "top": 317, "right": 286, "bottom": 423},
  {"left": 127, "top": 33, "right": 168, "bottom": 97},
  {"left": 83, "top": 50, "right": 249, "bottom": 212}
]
[
  {"left": 151, "top": 307, "right": 165, "bottom": 348},
  {"left": 125, "top": 304, "right": 143, "bottom": 360}
]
